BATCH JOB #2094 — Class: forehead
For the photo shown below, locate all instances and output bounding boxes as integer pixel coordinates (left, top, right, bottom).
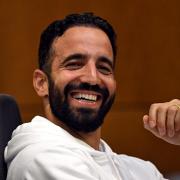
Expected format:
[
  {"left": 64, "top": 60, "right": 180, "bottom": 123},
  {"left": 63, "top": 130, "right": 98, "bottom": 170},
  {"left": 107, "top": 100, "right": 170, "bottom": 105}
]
[{"left": 52, "top": 26, "right": 113, "bottom": 60}]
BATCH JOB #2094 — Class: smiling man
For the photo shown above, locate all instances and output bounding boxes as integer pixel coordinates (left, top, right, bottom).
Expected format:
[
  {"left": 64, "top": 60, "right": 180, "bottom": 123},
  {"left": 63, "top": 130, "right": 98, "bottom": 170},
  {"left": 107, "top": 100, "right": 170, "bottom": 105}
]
[
  {"left": 5, "top": 13, "right": 180, "bottom": 180},
  {"left": 46, "top": 26, "right": 116, "bottom": 138}
]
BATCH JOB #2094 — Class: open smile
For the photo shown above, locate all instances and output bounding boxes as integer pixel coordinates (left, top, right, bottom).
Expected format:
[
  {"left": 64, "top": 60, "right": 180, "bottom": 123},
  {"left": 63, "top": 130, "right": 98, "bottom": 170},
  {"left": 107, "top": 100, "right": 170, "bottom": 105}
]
[{"left": 69, "top": 90, "right": 102, "bottom": 108}]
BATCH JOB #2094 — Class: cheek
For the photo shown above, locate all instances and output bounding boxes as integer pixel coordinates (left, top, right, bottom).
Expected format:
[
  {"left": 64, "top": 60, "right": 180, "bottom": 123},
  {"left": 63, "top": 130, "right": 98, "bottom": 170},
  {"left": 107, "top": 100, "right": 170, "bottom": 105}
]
[
  {"left": 103, "top": 78, "right": 116, "bottom": 95},
  {"left": 53, "top": 71, "right": 78, "bottom": 91}
]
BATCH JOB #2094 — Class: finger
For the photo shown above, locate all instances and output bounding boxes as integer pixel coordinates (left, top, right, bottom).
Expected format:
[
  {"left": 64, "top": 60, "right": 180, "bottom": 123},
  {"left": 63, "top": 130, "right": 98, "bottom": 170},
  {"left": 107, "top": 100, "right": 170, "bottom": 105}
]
[
  {"left": 143, "top": 115, "right": 152, "bottom": 130},
  {"left": 143, "top": 115, "right": 161, "bottom": 138},
  {"left": 143, "top": 115, "right": 149, "bottom": 125},
  {"left": 166, "top": 106, "right": 177, "bottom": 137},
  {"left": 143, "top": 121, "right": 161, "bottom": 139},
  {"left": 149, "top": 104, "right": 158, "bottom": 128},
  {"left": 156, "top": 107, "right": 167, "bottom": 136},
  {"left": 175, "top": 110, "right": 180, "bottom": 131}
]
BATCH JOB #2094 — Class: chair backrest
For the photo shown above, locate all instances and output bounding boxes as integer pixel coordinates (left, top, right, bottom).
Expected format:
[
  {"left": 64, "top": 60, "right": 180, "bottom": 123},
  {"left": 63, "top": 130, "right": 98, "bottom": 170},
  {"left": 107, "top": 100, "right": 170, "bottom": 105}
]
[{"left": 0, "top": 94, "right": 22, "bottom": 180}]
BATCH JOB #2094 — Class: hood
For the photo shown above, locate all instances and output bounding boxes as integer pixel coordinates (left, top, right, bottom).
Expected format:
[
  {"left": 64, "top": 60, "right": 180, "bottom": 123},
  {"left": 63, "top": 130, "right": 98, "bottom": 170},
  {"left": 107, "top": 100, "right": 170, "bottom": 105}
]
[{"left": 4, "top": 116, "right": 113, "bottom": 167}]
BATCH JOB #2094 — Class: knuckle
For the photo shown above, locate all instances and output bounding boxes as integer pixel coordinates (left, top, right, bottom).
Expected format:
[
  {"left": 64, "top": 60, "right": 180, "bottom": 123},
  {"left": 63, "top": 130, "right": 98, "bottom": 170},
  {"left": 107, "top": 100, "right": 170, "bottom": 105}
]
[
  {"left": 167, "top": 106, "right": 176, "bottom": 115},
  {"left": 157, "top": 106, "right": 165, "bottom": 113},
  {"left": 170, "top": 99, "right": 180, "bottom": 103},
  {"left": 150, "top": 103, "right": 158, "bottom": 109}
]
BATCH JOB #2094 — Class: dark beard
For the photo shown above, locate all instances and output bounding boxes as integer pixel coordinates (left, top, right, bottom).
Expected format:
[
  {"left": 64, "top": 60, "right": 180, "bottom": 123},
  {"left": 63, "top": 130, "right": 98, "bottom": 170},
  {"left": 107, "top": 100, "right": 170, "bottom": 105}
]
[{"left": 48, "top": 79, "right": 115, "bottom": 133}]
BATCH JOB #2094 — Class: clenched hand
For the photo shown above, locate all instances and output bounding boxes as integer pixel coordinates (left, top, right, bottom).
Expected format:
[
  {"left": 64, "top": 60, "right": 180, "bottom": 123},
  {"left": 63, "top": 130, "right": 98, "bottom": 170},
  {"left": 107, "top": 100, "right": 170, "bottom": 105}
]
[{"left": 143, "top": 99, "right": 180, "bottom": 145}]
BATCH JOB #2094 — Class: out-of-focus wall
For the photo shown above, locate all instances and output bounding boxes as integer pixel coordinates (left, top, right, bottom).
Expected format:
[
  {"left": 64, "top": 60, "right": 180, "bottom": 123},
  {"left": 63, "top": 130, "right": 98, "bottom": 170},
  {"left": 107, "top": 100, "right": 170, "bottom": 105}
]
[{"left": 0, "top": 0, "right": 180, "bottom": 176}]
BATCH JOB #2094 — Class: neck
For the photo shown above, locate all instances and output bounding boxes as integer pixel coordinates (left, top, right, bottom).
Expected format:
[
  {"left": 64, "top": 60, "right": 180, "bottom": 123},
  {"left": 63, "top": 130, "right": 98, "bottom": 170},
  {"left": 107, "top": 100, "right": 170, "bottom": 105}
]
[
  {"left": 75, "top": 129, "right": 101, "bottom": 150},
  {"left": 44, "top": 102, "right": 101, "bottom": 150}
]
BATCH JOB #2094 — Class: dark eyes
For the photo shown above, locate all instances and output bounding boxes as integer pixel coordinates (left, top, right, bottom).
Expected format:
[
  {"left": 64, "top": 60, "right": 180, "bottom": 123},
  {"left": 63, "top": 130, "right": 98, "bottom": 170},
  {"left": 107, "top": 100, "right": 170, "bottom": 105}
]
[
  {"left": 64, "top": 61, "right": 83, "bottom": 70},
  {"left": 97, "top": 65, "right": 113, "bottom": 75},
  {"left": 64, "top": 61, "right": 113, "bottom": 75}
]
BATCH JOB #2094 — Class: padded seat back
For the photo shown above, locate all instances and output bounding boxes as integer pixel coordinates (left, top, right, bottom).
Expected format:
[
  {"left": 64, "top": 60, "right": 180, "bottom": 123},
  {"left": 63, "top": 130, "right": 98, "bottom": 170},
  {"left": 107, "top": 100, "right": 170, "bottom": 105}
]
[{"left": 0, "top": 94, "right": 22, "bottom": 180}]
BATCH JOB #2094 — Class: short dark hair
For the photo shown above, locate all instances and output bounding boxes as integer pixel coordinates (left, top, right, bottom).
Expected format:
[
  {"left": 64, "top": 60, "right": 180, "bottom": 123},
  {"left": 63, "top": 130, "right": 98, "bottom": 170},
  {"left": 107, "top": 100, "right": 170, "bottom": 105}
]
[{"left": 38, "top": 12, "right": 117, "bottom": 74}]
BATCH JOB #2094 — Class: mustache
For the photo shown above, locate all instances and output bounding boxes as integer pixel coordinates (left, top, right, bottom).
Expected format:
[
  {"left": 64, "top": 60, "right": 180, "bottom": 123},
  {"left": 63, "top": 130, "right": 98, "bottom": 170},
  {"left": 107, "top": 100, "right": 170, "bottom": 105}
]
[{"left": 64, "top": 82, "right": 109, "bottom": 100}]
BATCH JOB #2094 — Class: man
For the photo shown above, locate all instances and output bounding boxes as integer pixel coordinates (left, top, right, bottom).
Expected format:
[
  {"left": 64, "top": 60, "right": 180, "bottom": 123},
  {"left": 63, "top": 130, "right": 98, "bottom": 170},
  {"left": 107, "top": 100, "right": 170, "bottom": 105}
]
[{"left": 5, "top": 12, "right": 180, "bottom": 179}]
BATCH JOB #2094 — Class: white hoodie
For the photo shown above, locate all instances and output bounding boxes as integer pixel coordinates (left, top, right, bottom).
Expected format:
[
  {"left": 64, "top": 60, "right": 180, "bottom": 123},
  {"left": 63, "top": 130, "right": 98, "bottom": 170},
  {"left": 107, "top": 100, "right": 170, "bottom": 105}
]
[{"left": 5, "top": 116, "right": 167, "bottom": 180}]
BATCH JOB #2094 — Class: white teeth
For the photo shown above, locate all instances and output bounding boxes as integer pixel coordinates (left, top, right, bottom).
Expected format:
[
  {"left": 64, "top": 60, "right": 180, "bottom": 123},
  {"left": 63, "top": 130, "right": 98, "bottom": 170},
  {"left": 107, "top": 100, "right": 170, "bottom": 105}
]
[
  {"left": 93, "top": 95, "right": 97, "bottom": 101},
  {"left": 73, "top": 93, "right": 97, "bottom": 101}
]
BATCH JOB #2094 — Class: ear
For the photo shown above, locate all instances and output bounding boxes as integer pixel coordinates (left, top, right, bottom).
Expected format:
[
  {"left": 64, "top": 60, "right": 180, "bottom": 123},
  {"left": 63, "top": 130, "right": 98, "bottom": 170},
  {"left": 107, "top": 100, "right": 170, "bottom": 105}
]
[{"left": 33, "top": 69, "right": 49, "bottom": 97}]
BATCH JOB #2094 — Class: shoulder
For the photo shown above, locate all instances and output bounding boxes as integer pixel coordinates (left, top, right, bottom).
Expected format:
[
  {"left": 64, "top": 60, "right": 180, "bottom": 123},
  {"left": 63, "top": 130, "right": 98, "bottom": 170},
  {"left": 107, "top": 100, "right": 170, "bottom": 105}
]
[
  {"left": 118, "top": 154, "right": 154, "bottom": 167},
  {"left": 7, "top": 143, "right": 98, "bottom": 180},
  {"left": 116, "top": 154, "right": 166, "bottom": 179}
]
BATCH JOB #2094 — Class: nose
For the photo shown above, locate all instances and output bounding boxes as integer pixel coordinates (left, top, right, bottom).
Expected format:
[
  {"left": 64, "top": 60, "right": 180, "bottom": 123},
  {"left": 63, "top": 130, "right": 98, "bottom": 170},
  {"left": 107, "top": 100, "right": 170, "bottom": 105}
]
[{"left": 80, "top": 61, "right": 101, "bottom": 85}]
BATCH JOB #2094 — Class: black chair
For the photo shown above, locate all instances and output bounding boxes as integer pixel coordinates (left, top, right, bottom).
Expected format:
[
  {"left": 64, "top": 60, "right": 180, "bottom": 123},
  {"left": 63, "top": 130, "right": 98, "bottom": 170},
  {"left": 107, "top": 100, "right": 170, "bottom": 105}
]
[{"left": 0, "top": 94, "right": 22, "bottom": 180}]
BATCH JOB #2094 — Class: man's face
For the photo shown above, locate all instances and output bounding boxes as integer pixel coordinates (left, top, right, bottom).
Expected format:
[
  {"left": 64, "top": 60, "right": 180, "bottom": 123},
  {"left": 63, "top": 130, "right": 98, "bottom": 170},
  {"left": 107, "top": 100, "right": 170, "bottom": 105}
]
[{"left": 48, "top": 26, "right": 116, "bottom": 132}]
